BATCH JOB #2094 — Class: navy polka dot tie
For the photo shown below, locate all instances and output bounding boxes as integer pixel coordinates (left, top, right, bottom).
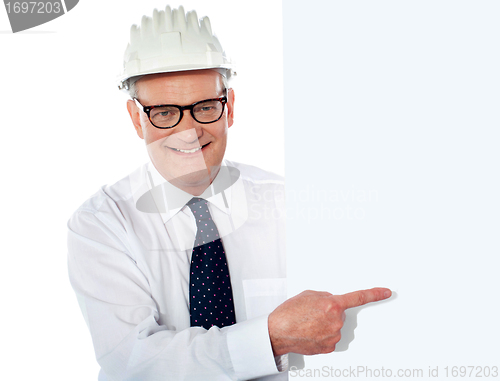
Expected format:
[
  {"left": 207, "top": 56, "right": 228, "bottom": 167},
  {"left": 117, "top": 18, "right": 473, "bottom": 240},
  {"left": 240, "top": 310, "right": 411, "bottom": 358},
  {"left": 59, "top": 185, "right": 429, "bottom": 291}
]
[{"left": 187, "top": 197, "right": 236, "bottom": 330}]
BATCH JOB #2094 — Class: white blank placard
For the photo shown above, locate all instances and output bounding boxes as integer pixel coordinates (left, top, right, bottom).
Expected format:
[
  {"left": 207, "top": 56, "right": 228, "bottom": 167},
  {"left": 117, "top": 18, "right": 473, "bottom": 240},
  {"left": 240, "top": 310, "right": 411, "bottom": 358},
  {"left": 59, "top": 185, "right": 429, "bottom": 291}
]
[{"left": 284, "top": 1, "right": 500, "bottom": 379}]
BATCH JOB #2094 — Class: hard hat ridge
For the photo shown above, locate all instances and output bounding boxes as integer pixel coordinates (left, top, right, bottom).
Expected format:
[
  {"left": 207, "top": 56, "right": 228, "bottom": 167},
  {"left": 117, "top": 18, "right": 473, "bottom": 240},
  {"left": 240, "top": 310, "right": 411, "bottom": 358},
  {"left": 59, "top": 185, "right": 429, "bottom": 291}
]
[{"left": 118, "top": 5, "right": 235, "bottom": 91}]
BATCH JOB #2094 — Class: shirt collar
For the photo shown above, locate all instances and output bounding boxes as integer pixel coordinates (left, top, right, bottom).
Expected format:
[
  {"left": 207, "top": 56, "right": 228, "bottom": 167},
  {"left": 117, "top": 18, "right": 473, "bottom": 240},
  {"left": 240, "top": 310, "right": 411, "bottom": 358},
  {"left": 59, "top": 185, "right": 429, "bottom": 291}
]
[{"left": 146, "top": 161, "right": 233, "bottom": 224}]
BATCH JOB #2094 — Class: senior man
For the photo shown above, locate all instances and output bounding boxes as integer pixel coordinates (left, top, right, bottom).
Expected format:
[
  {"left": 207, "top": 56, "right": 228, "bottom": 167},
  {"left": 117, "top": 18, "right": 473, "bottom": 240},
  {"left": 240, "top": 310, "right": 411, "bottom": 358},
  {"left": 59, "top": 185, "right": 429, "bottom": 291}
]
[{"left": 67, "top": 6, "right": 391, "bottom": 381}]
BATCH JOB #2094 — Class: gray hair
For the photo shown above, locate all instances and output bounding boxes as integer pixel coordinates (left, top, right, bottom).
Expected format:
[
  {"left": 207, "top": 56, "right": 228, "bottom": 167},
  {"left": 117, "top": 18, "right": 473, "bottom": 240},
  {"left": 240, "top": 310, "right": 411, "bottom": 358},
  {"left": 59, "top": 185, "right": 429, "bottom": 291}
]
[
  {"left": 125, "top": 70, "right": 230, "bottom": 100},
  {"left": 125, "top": 76, "right": 143, "bottom": 99}
]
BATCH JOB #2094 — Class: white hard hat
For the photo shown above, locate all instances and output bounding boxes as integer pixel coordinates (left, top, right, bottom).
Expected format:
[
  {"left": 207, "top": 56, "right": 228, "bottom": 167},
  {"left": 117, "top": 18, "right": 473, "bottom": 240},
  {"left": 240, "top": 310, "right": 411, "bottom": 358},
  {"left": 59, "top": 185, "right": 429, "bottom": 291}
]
[{"left": 118, "top": 5, "right": 235, "bottom": 91}]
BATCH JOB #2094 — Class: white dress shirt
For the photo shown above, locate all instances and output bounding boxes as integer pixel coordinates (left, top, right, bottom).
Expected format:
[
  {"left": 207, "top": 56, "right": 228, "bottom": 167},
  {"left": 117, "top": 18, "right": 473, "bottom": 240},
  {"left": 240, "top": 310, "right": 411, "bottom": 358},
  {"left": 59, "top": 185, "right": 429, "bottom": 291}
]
[{"left": 68, "top": 159, "right": 288, "bottom": 380}]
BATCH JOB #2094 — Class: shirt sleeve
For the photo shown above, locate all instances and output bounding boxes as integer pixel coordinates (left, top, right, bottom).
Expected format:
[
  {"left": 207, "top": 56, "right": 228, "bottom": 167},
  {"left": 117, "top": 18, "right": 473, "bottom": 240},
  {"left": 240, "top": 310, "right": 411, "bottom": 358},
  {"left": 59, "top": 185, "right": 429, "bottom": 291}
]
[{"left": 67, "top": 207, "right": 282, "bottom": 381}]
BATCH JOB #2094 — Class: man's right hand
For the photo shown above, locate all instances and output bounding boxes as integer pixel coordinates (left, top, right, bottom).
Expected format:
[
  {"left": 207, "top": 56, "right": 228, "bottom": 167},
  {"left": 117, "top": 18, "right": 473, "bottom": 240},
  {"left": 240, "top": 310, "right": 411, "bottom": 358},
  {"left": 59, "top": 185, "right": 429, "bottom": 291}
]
[{"left": 268, "top": 287, "right": 392, "bottom": 356}]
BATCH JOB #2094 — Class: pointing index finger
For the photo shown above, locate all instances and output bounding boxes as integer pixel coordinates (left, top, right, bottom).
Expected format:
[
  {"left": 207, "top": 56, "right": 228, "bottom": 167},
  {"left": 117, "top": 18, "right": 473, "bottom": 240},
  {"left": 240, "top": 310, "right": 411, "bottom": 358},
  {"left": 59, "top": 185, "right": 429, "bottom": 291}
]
[{"left": 339, "top": 288, "right": 392, "bottom": 310}]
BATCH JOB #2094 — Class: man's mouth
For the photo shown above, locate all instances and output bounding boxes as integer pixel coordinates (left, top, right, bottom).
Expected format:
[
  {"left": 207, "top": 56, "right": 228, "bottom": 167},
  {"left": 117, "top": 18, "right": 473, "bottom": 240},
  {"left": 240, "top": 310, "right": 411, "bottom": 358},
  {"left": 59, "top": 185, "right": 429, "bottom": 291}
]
[{"left": 168, "top": 142, "right": 210, "bottom": 154}]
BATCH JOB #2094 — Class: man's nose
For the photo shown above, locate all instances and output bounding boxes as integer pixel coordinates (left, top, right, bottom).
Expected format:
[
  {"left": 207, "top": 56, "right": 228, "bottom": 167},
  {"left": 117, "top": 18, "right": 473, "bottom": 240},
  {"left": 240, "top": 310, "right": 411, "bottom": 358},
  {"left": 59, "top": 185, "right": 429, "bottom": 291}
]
[{"left": 174, "top": 111, "right": 203, "bottom": 144}]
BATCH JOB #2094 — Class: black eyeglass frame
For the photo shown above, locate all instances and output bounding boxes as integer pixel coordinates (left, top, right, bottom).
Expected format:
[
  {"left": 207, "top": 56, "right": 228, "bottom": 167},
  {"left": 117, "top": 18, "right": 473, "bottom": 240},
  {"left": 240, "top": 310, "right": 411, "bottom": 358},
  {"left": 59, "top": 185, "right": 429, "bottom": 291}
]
[{"left": 134, "top": 93, "right": 228, "bottom": 129}]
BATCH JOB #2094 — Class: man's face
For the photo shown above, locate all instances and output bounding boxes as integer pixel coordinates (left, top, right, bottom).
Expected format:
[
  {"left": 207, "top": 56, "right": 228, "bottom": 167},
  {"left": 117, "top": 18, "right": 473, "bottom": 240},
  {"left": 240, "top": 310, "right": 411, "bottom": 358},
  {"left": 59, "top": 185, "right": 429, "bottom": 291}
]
[{"left": 127, "top": 70, "right": 234, "bottom": 194}]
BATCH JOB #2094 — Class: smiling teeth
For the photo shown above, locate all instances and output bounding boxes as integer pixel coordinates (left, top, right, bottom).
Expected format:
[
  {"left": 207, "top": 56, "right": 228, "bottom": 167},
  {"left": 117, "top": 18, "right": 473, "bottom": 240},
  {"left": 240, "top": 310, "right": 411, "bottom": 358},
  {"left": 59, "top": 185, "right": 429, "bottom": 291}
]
[{"left": 175, "top": 147, "right": 202, "bottom": 153}]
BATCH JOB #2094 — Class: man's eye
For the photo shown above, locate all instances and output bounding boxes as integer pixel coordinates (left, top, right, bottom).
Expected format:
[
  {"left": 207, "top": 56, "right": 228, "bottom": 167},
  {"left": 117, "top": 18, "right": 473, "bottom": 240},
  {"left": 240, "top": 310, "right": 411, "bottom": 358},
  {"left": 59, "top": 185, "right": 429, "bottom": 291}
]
[
  {"left": 195, "top": 102, "right": 219, "bottom": 113},
  {"left": 152, "top": 108, "right": 177, "bottom": 119}
]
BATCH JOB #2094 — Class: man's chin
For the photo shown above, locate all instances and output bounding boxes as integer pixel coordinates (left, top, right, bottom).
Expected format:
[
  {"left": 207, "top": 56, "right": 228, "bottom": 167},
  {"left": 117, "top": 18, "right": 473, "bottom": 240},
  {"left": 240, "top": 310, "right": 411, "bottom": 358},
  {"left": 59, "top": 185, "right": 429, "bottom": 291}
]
[
  {"left": 167, "top": 166, "right": 221, "bottom": 193},
  {"left": 170, "top": 169, "right": 210, "bottom": 186}
]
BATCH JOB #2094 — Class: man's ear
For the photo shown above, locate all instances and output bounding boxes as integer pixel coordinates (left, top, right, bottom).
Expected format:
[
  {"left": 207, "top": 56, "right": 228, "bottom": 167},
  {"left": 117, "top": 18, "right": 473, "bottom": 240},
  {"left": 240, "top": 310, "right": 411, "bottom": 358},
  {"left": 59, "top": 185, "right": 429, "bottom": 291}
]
[
  {"left": 226, "top": 88, "right": 235, "bottom": 128},
  {"left": 127, "top": 99, "right": 144, "bottom": 139}
]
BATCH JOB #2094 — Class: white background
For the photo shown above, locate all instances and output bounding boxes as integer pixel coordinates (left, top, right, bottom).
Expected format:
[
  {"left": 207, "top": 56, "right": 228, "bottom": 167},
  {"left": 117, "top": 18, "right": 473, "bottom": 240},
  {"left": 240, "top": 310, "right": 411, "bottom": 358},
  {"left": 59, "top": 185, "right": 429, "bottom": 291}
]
[
  {"left": 0, "top": 1, "right": 283, "bottom": 379},
  {"left": 284, "top": 0, "right": 499, "bottom": 379},
  {"left": 1, "top": 0, "right": 499, "bottom": 380}
]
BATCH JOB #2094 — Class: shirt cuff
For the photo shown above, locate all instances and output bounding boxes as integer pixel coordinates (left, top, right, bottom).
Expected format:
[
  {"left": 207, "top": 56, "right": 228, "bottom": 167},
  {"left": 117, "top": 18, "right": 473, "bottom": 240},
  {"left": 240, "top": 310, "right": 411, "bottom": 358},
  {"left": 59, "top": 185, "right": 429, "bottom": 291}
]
[
  {"left": 226, "top": 315, "right": 283, "bottom": 380},
  {"left": 275, "top": 354, "right": 289, "bottom": 372}
]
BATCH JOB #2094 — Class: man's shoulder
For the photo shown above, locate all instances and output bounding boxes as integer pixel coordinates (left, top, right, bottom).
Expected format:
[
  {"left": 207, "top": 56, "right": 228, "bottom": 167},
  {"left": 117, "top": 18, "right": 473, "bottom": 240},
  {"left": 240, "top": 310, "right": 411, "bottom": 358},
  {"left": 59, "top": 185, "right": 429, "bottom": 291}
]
[
  {"left": 224, "top": 160, "right": 284, "bottom": 187},
  {"left": 69, "top": 163, "right": 148, "bottom": 219},
  {"left": 67, "top": 165, "right": 150, "bottom": 258}
]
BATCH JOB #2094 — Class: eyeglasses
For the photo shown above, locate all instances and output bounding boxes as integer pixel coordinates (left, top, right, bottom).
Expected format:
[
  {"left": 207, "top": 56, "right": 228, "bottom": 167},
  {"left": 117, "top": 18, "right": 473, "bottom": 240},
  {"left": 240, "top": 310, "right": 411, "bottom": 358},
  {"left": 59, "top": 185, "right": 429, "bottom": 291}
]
[{"left": 134, "top": 93, "right": 228, "bottom": 129}]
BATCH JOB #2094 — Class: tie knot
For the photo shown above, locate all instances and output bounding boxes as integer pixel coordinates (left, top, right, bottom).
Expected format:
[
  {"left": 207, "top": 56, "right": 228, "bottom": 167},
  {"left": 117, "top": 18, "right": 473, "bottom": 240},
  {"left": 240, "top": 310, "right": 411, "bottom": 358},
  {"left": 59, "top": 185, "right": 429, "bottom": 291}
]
[
  {"left": 186, "top": 197, "right": 219, "bottom": 245},
  {"left": 186, "top": 197, "right": 213, "bottom": 223},
  {"left": 186, "top": 197, "right": 207, "bottom": 210}
]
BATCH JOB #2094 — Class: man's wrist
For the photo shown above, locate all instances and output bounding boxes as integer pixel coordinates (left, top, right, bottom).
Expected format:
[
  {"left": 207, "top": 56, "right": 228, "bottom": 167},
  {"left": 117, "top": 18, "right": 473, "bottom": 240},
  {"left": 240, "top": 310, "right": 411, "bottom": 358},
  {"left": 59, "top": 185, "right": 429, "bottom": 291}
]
[{"left": 268, "top": 310, "right": 289, "bottom": 357}]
